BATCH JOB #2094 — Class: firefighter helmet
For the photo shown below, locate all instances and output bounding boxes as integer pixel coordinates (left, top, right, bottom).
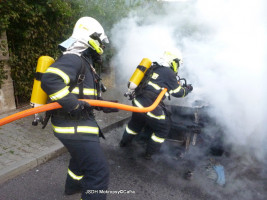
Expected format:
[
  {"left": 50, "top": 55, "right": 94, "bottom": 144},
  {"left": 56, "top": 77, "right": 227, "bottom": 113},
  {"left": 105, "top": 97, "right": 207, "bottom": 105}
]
[
  {"left": 160, "top": 50, "right": 183, "bottom": 74},
  {"left": 59, "top": 16, "right": 108, "bottom": 54}
]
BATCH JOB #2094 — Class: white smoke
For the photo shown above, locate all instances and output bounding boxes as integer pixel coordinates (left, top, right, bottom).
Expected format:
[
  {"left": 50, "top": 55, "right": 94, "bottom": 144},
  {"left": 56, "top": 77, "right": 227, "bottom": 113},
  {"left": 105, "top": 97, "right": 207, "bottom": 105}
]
[{"left": 110, "top": 0, "right": 267, "bottom": 160}]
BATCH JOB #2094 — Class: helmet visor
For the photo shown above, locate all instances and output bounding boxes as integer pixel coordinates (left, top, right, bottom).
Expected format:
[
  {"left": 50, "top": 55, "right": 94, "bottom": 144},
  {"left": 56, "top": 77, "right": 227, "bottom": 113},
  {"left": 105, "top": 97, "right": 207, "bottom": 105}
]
[
  {"left": 171, "top": 58, "right": 180, "bottom": 74},
  {"left": 100, "top": 33, "right": 109, "bottom": 43}
]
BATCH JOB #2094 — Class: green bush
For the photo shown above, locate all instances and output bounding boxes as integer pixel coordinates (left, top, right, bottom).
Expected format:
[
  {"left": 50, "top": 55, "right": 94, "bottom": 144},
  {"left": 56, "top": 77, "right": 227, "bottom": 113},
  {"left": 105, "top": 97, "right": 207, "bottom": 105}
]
[{"left": 0, "top": 0, "right": 83, "bottom": 104}]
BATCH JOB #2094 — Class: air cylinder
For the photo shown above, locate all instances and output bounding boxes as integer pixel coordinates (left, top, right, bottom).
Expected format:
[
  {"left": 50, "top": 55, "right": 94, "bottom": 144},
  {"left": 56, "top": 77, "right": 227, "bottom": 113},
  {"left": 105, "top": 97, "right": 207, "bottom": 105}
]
[
  {"left": 30, "top": 56, "right": 55, "bottom": 107},
  {"left": 128, "top": 58, "right": 152, "bottom": 90}
]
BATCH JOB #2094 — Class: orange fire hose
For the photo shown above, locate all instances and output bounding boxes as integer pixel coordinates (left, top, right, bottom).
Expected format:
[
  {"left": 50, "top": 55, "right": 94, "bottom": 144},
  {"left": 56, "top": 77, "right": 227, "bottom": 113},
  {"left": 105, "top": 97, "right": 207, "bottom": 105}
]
[{"left": 0, "top": 88, "right": 167, "bottom": 126}]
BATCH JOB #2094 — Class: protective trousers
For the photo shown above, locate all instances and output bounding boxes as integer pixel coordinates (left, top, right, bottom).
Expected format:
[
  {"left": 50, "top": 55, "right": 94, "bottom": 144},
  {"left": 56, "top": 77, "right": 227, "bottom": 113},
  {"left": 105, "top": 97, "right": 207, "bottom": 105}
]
[
  {"left": 59, "top": 138, "right": 109, "bottom": 200},
  {"left": 121, "top": 111, "right": 170, "bottom": 155}
]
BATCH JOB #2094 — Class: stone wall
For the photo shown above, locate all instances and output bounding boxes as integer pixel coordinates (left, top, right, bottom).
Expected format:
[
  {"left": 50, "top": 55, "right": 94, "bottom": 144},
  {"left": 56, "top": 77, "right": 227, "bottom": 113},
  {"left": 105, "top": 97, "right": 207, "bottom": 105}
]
[{"left": 0, "top": 31, "right": 16, "bottom": 114}]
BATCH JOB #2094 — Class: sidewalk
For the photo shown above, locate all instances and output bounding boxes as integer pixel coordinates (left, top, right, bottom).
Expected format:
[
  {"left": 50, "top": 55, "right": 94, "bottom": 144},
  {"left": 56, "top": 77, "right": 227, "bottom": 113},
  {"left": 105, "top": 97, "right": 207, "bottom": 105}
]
[{"left": 0, "top": 89, "right": 131, "bottom": 184}]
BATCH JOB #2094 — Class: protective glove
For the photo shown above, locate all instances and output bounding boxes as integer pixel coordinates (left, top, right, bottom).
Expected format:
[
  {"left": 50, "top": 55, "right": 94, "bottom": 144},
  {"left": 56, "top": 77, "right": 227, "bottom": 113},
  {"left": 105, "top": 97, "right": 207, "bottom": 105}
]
[
  {"left": 186, "top": 84, "right": 193, "bottom": 92},
  {"left": 102, "top": 100, "right": 119, "bottom": 113},
  {"left": 95, "top": 98, "right": 119, "bottom": 113},
  {"left": 102, "top": 107, "right": 119, "bottom": 113},
  {"left": 69, "top": 101, "right": 91, "bottom": 119}
]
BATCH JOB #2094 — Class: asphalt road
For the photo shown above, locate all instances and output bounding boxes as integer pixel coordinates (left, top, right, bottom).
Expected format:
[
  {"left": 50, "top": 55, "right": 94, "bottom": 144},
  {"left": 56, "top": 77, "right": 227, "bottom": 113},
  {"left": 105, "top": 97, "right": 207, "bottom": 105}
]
[{"left": 0, "top": 125, "right": 266, "bottom": 200}]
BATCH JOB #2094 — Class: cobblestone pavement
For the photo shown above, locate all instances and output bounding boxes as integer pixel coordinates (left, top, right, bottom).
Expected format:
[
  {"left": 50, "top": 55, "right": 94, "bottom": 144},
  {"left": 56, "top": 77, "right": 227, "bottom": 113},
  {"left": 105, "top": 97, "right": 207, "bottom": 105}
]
[{"left": 0, "top": 89, "right": 131, "bottom": 184}]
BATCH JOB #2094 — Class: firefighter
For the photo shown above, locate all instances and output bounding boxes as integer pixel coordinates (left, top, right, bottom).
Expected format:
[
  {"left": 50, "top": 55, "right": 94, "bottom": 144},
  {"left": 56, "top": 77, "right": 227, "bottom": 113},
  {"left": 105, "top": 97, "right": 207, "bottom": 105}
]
[
  {"left": 119, "top": 50, "right": 193, "bottom": 160},
  {"left": 41, "top": 16, "right": 117, "bottom": 200}
]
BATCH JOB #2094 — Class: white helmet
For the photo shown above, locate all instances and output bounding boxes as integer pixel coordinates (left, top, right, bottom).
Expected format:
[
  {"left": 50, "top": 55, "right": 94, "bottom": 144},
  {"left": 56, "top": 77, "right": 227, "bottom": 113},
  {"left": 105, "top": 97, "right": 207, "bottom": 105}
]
[
  {"left": 72, "top": 17, "right": 109, "bottom": 44},
  {"left": 159, "top": 49, "right": 183, "bottom": 74},
  {"left": 59, "top": 16, "right": 108, "bottom": 55}
]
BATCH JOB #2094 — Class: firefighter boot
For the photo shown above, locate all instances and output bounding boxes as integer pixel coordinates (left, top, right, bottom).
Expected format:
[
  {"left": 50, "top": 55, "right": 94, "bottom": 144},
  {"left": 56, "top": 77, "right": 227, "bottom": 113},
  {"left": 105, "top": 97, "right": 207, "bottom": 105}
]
[
  {"left": 144, "top": 139, "right": 162, "bottom": 160},
  {"left": 64, "top": 175, "right": 82, "bottom": 195},
  {"left": 119, "top": 130, "right": 135, "bottom": 147},
  {"left": 144, "top": 152, "right": 152, "bottom": 160}
]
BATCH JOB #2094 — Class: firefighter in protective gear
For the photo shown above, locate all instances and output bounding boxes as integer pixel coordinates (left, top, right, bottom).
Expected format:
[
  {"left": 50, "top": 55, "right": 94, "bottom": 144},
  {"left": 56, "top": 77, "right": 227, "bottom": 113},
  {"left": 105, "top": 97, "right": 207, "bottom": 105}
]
[
  {"left": 119, "top": 50, "right": 193, "bottom": 160},
  {"left": 41, "top": 16, "right": 116, "bottom": 200}
]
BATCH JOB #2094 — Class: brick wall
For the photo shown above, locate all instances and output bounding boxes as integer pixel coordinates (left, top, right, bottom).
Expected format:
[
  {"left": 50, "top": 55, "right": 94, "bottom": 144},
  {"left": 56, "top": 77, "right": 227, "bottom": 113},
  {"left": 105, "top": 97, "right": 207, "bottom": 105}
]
[{"left": 0, "top": 31, "right": 16, "bottom": 114}]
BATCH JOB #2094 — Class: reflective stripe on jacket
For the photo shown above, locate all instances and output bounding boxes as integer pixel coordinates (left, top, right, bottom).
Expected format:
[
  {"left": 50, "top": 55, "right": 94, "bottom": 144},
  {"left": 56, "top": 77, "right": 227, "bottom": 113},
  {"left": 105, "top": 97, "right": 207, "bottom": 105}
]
[
  {"left": 144, "top": 64, "right": 188, "bottom": 98},
  {"left": 41, "top": 54, "right": 100, "bottom": 141},
  {"left": 133, "top": 98, "right": 166, "bottom": 120},
  {"left": 132, "top": 63, "right": 189, "bottom": 121}
]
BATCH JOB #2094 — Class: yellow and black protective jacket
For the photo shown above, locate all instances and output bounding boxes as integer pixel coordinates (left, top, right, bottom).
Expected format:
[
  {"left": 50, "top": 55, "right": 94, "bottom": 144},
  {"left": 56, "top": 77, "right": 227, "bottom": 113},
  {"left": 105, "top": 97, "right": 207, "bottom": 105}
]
[
  {"left": 41, "top": 53, "right": 100, "bottom": 141},
  {"left": 133, "top": 62, "right": 190, "bottom": 120}
]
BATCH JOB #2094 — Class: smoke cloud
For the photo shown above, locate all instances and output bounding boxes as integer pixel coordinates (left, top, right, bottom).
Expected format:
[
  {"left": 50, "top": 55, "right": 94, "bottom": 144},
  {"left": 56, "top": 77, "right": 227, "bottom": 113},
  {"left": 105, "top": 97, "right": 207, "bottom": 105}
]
[{"left": 110, "top": 0, "right": 267, "bottom": 160}]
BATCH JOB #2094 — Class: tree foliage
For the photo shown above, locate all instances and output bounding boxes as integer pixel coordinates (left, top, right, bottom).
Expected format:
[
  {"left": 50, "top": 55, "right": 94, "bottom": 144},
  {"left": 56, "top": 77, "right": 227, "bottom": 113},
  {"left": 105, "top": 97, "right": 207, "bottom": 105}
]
[{"left": 0, "top": 0, "right": 83, "bottom": 103}]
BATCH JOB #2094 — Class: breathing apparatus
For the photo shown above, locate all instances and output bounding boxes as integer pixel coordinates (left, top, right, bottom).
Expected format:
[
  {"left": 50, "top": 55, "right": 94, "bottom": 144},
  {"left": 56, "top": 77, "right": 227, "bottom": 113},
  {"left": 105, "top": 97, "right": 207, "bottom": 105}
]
[
  {"left": 124, "top": 58, "right": 152, "bottom": 99},
  {"left": 30, "top": 56, "right": 55, "bottom": 126},
  {"left": 88, "top": 32, "right": 105, "bottom": 55}
]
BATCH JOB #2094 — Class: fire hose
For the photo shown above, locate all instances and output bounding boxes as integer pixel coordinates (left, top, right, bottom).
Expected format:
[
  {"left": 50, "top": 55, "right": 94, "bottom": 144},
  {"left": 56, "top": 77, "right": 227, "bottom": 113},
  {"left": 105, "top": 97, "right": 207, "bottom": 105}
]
[{"left": 0, "top": 88, "right": 167, "bottom": 127}]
